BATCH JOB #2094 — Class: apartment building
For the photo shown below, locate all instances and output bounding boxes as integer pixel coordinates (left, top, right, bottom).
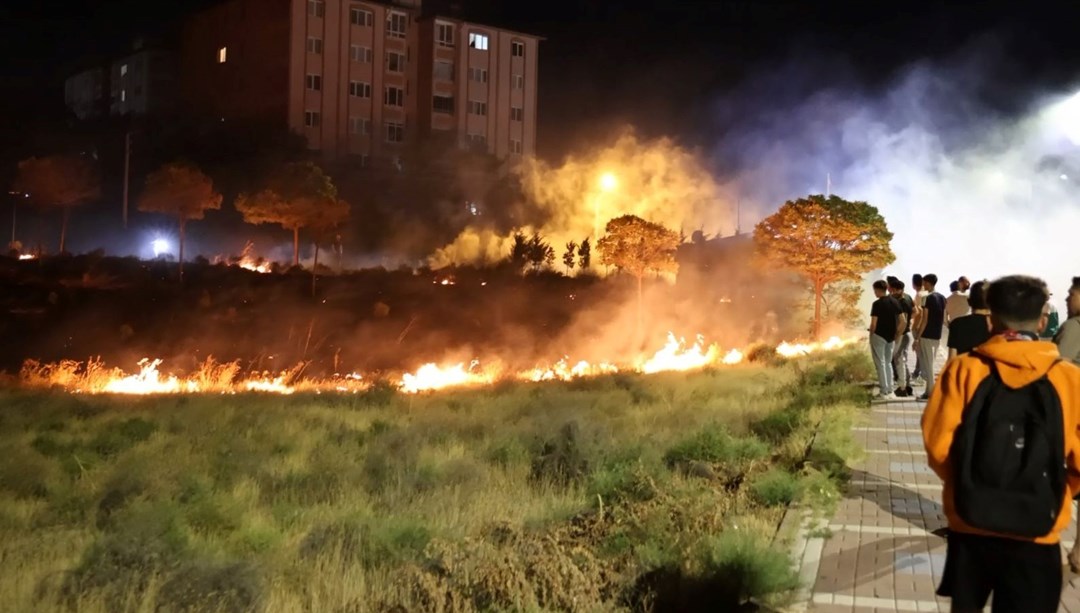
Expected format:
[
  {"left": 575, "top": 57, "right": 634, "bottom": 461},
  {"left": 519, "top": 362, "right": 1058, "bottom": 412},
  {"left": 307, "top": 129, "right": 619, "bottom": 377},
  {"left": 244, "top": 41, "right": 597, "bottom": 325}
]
[
  {"left": 180, "top": 0, "right": 539, "bottom": 163},
  {"left": 64, "top": 40, "right": 177, "bottom": 120}
]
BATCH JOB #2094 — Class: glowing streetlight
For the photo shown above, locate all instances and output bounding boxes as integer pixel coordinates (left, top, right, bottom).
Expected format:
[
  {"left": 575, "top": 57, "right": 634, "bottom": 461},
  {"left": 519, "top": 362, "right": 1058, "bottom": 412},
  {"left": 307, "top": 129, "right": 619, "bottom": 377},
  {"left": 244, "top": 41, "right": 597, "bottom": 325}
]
[
  {"left": 152, "top": 238, "right": 170, "bottom": 257},
  {"left": 595, "top": 172, "right": 619, "bottom": 238}
]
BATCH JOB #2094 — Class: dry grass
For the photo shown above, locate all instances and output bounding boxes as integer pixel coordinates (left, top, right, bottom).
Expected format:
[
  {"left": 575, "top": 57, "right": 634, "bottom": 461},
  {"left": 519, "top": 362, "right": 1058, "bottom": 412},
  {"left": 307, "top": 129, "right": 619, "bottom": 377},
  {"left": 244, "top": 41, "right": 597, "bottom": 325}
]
[{"left": 0, "top": 349, "right": 871, "bottom": 612}]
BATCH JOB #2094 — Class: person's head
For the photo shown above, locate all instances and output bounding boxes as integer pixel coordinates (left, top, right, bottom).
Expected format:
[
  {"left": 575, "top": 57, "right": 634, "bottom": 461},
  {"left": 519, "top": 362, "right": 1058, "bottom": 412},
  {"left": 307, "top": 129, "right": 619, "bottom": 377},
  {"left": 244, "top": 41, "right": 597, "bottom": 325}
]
[
  {"left": 985, "top": 275, "right": 1050, "bottom": 333},
  {"left": 872, "top": 280, "right": 888, "bottom": 298},
  {"left": 912, "top": 273, "right": 923, "bottom": 291},
  {"left": 949, "top": 280, "right": 960, "bottom": 293},
  {"left": 887, "top": 277, "right": 905, "bottom": 296},
  {"left": 958, "top": 276, "right": 971, "bottom": 292},
  {"left": 968, "top": 281, "right": 988, "bottom": 310},
  {"left": 923, "top": 273, "right": 938, "bottom": 290},
  {"left": 1068, "top": 277, "right": 1080, "bottom": 318}
]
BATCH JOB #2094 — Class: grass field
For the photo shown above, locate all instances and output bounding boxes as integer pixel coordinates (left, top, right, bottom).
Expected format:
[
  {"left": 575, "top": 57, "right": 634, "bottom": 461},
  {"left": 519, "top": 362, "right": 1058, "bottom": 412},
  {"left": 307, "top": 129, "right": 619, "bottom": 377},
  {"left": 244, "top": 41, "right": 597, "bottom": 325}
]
[{"left": 0, "top": 349, "right": 872, "bottom": 613}]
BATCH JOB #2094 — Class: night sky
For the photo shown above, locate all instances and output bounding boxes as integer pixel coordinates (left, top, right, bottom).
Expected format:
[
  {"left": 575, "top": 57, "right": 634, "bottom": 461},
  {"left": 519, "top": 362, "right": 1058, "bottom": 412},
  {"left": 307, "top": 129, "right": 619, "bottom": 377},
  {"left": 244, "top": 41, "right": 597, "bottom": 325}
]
[{"left": 2, "top": 0, "right": 1080, "bottom": 159}]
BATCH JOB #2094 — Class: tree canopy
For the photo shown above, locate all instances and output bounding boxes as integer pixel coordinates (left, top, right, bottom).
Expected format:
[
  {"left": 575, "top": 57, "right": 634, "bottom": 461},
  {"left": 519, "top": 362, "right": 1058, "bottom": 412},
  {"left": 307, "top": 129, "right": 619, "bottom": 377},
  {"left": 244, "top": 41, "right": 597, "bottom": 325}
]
[
  {"left": 13, "top": 155, "right": 101, "bottom": 253},
  {"left": 598, "top": 215, "right": 681, "bottom": 333},
  {"left": 235, "top": 162, "right": 339, "bottom": 266},
  {"left": 753, "top": 194, "right": 895, "bottom": 337},
  {"left": 138, "top": 162, "right": 222, "bottom": 278}
]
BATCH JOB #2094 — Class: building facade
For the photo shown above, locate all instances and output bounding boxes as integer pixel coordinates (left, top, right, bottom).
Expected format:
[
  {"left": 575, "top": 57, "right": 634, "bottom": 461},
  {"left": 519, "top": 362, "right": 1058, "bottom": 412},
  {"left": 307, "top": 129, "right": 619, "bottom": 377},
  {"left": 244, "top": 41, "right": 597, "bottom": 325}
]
[
  {"left": 65, "top": 67, "right": 108, "bottom": 120},
  {"left": 109, "top": 45, "right": 177, "bottom": 117},
  {"left": 180, "top": 0, "right": 539, "bottom": 163}
]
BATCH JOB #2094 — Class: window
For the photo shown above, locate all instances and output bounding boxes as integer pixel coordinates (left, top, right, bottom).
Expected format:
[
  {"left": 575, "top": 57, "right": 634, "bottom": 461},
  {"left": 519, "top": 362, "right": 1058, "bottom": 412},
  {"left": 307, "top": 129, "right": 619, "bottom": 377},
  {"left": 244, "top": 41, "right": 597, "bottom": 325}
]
[
  {"left": 351, "top": 45, "right": 373, "bottom": 63},
  {"left": 468, "top": 67, "right": 488, "bottom": 83},
  {"left": 304, "top": 111, "right": 321, "bottom": 127},
  {"left": 121, "top": 89, "right": 126, "bottom": 102},
  {"left": 349, "top": 116, "right": 371, "bottom": 135},
  {"left": 437, "top": 22, "right": 454, "bottom": 47},
  {"left": 308, "top": 0, "right": 324, "bottom": 17},
  {"left": 512, "top": 74, "right": 524, "bottom": 90},
  {"left": 466, "top": 133, "right": 487, "bottom": 147},
  {"left": 120, "top": 64, "right": 128, "bottom": 76},
  {"left": 468, "top": 100, "right": 487, "bottom": 116},
  {"left": 349, "top": 81, "right": 371, "bottom": 98},
  {"left": 468, "top": 32, "right": 489, "bottom": 50},
  {"left": 306, "top": 74, "right": 322, "bottom": 91},
  {"left": 512, "top": 41, "right": 525, "bottom": 58},
  {"left": 433, "top": 95, "right": 454, "bottom": 114},
  {"left": 386, "top": 51, "right": 405, "bottom": 73},
  {"left": 387, "top": 12, "right": 407, "bottom": 38},
  {"left": 434, "top": 60, "right": 454, "bottom": 82},
  {"left": 510, "top": 106, "right": 523, "bottom": 121},
  {"left": 217, "top": 47, "right": 227, "bottom": 63},
  {"left": 385, "top": 86, "right": 404, "bottom": 107},
  {"left": 510, "top": 139, "right": 523, "bottom": 154},
  {"left": 350, "top": 6, "right": 372, "bottom": 26},
  {"left": 385, "top": 121, "right": 405, "bottom": 143},
  {"left": 307, "top": 37, "right": 323, "bottom": 54}
]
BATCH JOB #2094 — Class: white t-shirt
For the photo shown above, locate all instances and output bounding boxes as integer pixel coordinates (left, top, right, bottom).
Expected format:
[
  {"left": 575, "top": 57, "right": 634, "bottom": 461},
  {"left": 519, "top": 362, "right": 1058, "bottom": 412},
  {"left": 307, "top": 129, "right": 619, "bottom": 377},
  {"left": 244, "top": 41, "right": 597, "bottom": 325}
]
[{"left": 945, "top": 291, "right": 971, "bottom": 324}]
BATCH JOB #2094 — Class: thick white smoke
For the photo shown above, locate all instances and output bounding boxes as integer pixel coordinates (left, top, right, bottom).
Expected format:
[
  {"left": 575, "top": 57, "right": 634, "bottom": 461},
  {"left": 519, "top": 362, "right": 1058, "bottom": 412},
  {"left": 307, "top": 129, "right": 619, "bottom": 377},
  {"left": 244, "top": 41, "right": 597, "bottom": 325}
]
[{"left": 715, "top": 43, "right": 1080, "bottom": 301}]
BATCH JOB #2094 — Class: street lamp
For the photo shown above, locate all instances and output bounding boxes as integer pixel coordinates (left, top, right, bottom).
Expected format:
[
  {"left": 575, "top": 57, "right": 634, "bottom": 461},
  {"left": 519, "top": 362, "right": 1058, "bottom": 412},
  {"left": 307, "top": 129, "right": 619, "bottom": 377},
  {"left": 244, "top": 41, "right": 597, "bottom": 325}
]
[{"left": 595, "top": 172, "right": 618, "bottom": 238}]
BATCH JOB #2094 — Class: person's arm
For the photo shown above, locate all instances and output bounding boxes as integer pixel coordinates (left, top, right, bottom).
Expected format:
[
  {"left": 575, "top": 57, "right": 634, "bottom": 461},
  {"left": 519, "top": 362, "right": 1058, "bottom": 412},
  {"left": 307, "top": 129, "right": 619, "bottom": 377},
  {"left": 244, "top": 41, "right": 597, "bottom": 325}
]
[
  {"left": 1057, "top": 320, "right": 1080, "bottom": 366},
  {"left": 895, "top": 313, "right": 907, "bottom": 343},
  {"left": 869, "top": 315, "right": 878, "bottom": 335},
  {"left": 922, "top": 359, "right": 966, "bottom": 481},
  {"left": 948, "top": 347, "right": 957, "bottom": 361}
]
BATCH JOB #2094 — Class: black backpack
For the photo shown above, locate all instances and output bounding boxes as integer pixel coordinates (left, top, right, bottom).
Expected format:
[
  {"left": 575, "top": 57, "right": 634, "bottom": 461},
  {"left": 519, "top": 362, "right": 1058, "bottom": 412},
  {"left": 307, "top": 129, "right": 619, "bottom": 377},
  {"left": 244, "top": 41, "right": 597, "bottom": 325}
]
[{"left": 950, "top": 358, "right": 1066, "bottom": 538}]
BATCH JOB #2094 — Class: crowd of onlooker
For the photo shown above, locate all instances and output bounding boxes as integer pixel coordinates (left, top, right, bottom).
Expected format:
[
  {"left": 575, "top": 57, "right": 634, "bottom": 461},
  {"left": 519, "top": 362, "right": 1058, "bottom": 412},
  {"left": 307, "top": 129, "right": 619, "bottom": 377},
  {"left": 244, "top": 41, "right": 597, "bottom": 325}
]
[{"left": 865, "top": 273, "right": 1080, "bottom": 611}]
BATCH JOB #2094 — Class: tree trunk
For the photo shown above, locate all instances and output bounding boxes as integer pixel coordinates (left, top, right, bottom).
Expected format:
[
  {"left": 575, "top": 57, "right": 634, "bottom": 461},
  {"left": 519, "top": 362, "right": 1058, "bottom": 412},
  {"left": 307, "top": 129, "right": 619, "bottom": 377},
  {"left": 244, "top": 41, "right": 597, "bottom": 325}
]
[
  {"left": 312, "top": 242, "right": 320, "bottom": 297},
  {"left": 813, "top": 277, "right": 824, "bottom": 340},
  {"left": 293, "top": 227, "right": 300, "bottom": 267},
  {"left": 59, "top": 207, "right": 70, "bottom": 254},
  {"left": 178, "top": 217, "right": 186, "bottom": 281}
]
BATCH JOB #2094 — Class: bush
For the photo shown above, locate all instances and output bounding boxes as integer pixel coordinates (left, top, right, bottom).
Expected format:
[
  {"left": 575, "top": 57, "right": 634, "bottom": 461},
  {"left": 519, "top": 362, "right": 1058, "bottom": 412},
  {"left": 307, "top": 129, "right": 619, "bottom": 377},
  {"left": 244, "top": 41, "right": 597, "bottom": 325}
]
[
  {"left": 88, "top": 417, "right": 158, "bottom": 458},
  {"left": 750, "top": 408, "right": 804, "bottom": 443},
  {"left": 299, "top": 517, "right": 431, "bottom": 569},
  {"left": 696, "top": 530, "right": 801, "bottom": 605},
  {"left": 663, "top": 426, "right": 768, "bottom": 468},
  {"left": 156, "top": 561, "right": 264, "bottom": 613},
  {"left": 0, "top": 446, "right": 54, "bottom": 498},
  {"left": 588, "top": 459, "right": 664, "bottom": 504},
  {"left": 749, "top": 469, "right": 803, "bottom": 507}
]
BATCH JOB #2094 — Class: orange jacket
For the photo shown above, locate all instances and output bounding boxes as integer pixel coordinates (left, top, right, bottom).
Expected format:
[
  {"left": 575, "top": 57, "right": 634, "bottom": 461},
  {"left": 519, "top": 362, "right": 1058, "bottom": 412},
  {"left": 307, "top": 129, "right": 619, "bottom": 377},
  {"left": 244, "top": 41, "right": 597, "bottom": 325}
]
[{"left": 922, "top": 335, "right": 1080, "bottom": 544}]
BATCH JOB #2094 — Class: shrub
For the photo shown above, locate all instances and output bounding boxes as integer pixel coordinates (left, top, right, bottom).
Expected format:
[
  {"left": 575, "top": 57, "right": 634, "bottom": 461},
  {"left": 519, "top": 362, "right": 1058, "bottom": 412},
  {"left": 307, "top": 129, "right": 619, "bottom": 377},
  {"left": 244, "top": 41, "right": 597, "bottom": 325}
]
[
  {"left": 484, "top": 437, "right": 531, "bottom": 469},
  {"left": 530, "top": 422, "right": 589, "bottom": 486},
  {"left": 0, "top": 445, "right": 54, "bottom": 498},
  {"left": 750, "top": 408, "right": 804, "bottom": 443},
  {"left": 156, "top": 561, "right": 264, "bottom": 613},
  {"left": 749, "top": 469, "right": 803, "bottom": 507},
  {"left": 88, "top": 417, "right": 158, "bottom": 458},
  {"left": 663, "top": 426, "right": 768, "bottom": 468},
  {"left": 696, "top": 530, "right": 801, "bottom": 605}
]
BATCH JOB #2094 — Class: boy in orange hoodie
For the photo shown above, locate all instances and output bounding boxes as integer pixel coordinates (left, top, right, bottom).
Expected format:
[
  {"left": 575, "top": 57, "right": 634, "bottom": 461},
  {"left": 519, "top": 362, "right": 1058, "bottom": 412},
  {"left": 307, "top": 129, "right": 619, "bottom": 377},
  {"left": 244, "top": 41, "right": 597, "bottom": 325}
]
[{"left": 923, "top": 275, "right": 1080, "bottom": 613}]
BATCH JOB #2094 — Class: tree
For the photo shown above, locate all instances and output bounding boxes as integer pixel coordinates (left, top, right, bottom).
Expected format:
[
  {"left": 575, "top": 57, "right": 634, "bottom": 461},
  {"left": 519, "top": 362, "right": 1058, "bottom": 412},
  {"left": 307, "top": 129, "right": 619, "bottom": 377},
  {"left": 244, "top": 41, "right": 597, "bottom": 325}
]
[
  {"left": 578, "top": 238, "right": 591, "bottom": 270},
  {"left": 753, "top": 194, "right": 894, "bottom": 339},
  {"left": 562, "top": 241, "right": 578, "bottom": 274},
  {"left": 527, "top": 232, "right": 554, "bottom": 272},
  {"left": 509, "top": 232, "right": 529, "bottom": 273},
  {"left": 598, "top": 215, "right": 681, "bottom": 332},
  {"left": 308, "top": 198, "right": 350, "bottom": 295},
  {"left": 137, "top": 162, "right": 223, "bottom": 279},
  {"left": 235, "top": 162, "right": 338, "bottom": 266},
  {"left": 13, "top": 155, "right": 101, "bottom": 253}
]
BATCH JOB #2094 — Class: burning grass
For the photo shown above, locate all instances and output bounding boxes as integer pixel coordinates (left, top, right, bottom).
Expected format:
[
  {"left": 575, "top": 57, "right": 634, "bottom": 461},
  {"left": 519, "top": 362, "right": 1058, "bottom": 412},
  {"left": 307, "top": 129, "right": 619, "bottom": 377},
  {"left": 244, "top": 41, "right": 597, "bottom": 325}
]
[{"left": 0, "top": 348, "right": 872, "bottom": 613}]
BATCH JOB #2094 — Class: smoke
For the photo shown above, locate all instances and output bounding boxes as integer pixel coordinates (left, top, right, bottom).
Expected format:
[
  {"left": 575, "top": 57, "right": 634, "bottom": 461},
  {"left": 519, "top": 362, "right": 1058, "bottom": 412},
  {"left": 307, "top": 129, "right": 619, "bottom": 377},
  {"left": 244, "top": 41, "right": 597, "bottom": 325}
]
[
  {"left": 712, "top": 38, "right": 1080, "bottom": 301},
  {"left": 430, "top": 130, "right": 735, "bottom": 269}
]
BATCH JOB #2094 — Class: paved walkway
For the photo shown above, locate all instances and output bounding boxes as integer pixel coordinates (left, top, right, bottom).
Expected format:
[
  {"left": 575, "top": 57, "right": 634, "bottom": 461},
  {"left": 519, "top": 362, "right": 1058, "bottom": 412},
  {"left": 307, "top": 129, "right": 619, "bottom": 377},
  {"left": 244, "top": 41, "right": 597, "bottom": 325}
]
[{"left": 793, "top": 362, "right": 1080, "bottom": 612}]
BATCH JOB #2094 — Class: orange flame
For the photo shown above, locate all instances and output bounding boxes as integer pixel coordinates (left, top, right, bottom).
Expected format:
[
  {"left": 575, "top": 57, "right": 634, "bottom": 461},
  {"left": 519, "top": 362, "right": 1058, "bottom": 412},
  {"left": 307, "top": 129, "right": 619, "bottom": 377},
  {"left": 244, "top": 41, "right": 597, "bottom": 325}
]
[
  {"left": 400, "top": 360, "right": 493, "bottom": 394},
  {"left": 640, "top": 333, "right": 720, "bottom": 374}
]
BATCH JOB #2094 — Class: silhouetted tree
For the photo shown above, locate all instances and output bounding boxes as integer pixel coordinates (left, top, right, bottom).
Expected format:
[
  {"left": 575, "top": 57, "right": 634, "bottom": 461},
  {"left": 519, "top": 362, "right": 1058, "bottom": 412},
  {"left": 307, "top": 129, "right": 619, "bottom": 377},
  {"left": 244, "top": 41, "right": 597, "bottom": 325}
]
[
  {"left": 137, "top": 162, "right": 222, "bottom": 279},
  {"left": 577, "top": 238, "right": 591, "bottom": 270},
  {"left": 562, "top": 241, "right": 578, "bottom": 274},
  {"left": 527, "top": 232, "right": 555, "bottom": 272},
  {"left": 598, "top": 215, "right": 680, "bottom": 331},
  {"left": 309, "top": 198, "right": 350, "bottom": 295},
  {"left": 509, "top": 232, "right": 529, "bottom": 273},
  {"left": 235, "top": 162, "right": 338, "bottom": 266},
  {"left": 13, "top": 155, "right": 101, "bottom": 253}
]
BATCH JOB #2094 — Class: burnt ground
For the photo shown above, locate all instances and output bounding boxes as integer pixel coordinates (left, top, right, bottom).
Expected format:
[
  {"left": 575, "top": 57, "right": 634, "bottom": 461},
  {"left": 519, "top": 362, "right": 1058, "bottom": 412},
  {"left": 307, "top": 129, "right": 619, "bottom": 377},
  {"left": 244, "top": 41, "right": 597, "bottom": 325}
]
[{"left": 0, "top": 254, "right": 801, "bottom": 378}]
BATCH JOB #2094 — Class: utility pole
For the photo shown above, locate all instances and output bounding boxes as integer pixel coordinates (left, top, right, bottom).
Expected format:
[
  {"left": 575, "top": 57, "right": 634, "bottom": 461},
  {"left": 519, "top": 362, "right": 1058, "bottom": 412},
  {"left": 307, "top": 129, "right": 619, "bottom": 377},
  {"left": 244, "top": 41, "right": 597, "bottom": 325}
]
[
  {"left": 736, "top": 199, "right": 741, "bottom": 235},
  {"left": 122, "top": 131, "right": 131, "bottom": 229},
  {"left": 826, "top": 172, "right": 832, "bottom": 198}
]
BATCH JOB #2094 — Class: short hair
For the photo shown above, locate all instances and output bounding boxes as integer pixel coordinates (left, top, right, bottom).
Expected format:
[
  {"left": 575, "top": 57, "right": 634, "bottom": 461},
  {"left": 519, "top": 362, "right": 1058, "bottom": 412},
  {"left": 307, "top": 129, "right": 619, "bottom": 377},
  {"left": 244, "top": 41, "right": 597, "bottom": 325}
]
[
  {"left": 924, "top": 273, "right": 938, "bottom": 286},
  {"left": 1071, "top": 276, "right": 1080, "bottom": 292},
  {"left": 872, "top": 280, "right": 888, "bottom": 292},
  {"left": 885, "top": 275, "right": 899, "bottom": 285},
  {"left": 912, "top": 274, "right": 923, "bottom": 284},
  {"left": 968, "top": 280, "right": 988, "bottom": 310},
  {"left": 887, "top": 277, "right": 905, "bottom": 291},
  {"left": 949, "top": 280, "right": 959, "bottom": 292},
  {"left": 986, "top": 275, "right": 1049, "bottom": 330},
  {"left": 959, "top": 276, "right": 970, "bottom": 284}
]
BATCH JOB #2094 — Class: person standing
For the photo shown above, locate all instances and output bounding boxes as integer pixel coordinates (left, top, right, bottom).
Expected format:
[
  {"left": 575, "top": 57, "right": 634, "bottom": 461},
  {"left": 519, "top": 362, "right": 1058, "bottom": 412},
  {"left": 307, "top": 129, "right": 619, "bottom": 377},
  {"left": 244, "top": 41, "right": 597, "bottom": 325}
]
[
  {"left": 1055, "top": 277, "right": 1080, "bottom": 366},
  {"left": 911, "top": 274, "right": 927, "bottom": 382},
  {"left": 946, "top": 280, "right": 991, "bottom": 361},
  {"left": 945, "top": 280, "right": 971, "bottom": 326},
  {"left": 915, "top": 273, "right": 946, "bottom": 400},
  {"left": 1041, "top": 298, "right": 1061, "bottom": 340},
  {"left": 958, "top": 276, "right": 971, "bottom": 293},
  {"left": 922, "top": 274, "right": 1080, "bottom": 613},
  {"left": 888, "top": 276, "right": 915, "bottom": 397},
  {"left": 869, "top": 280, "right": 902, "bottom": 400}
]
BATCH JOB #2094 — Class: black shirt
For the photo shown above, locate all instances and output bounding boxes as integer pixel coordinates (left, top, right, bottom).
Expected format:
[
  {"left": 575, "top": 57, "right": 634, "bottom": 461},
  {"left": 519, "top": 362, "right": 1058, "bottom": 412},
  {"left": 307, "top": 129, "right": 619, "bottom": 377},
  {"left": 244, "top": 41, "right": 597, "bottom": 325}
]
[
  {"left": 871, "top": 296, "right": 900, "bottom": 341},
  {"left": 922, "top": 292, "right": 946, "bottom": 340},
  {"left": 897, "top": 293, "right": 914, "bottom": 334},
  {"left": 947, "top": 313, "right": 992, "bottom": 355}
]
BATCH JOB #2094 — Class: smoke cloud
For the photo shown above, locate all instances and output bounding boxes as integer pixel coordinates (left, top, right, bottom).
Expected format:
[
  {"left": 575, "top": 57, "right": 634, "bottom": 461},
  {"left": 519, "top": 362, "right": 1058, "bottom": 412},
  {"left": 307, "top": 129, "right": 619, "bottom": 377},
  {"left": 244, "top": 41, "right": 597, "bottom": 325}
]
[
  {"left": 713, "top": 39, "right": 1080, "bottom": 301},
  {"left": 430, "top": 131, "right": 735, "bottom": 269}
]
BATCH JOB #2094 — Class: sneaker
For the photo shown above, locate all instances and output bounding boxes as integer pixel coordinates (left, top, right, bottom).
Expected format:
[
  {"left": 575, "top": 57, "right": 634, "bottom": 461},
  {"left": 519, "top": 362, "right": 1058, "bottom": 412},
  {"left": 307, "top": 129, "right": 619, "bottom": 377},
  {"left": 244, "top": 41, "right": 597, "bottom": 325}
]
[
  {"left": 894, "top": 388, "right": 908, "bottom": 397},
  {"left": 871, "top": 392, "right": 897, "bottom": 403},
  {"left": 918, "top": 393, "right": 930, "bottom": 401},
  {"left": 912, "top": 377, "right": 926, "bottom": 386}
]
